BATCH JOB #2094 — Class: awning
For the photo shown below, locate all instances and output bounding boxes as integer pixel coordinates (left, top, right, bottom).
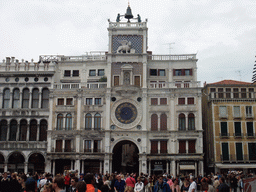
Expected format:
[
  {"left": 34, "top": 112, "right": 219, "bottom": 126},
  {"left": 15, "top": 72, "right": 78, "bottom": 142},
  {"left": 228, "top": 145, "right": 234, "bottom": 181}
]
[
  {"left": 215, "top": 164, "right": 256, "bottom": 169},
  {"left": 180, "top": 165, "right": 195, "bottom": 170}
]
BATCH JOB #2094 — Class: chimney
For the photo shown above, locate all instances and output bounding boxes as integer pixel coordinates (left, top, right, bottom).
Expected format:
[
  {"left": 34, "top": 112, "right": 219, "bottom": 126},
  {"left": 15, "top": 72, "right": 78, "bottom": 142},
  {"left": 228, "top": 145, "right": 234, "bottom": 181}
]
[{"left": 6, "top": 57, "right": 11, "bottom": 64}]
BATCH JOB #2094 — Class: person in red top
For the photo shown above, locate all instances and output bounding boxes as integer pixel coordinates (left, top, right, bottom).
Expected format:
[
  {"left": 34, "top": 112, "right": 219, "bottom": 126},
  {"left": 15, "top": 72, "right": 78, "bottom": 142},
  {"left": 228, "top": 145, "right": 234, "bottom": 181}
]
[
  {"left": 65, "top": 172, "right": 71, "bottom": 192},
  {"left": 125, "top": 174, "right": 136, "bottom": 189},
  {"left": 85, "top": 174, "right": 102, "bottom": 192}
]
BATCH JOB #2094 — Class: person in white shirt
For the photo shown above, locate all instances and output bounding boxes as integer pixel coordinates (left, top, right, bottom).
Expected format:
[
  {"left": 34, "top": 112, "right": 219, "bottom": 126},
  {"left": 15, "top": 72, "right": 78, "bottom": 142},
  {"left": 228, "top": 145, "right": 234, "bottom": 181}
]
[
  {"left": 134, "top": 177, "right": 144, "bottom": 192},
  {"left": 188, "top": 176, "right": 197, "bottom": 192}
]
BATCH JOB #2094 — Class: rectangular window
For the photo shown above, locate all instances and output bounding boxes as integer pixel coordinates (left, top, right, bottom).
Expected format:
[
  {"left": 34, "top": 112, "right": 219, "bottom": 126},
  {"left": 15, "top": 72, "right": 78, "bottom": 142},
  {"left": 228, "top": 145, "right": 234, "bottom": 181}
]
[
  {"left": 226, "top": 88, "right": 231, "bottom": 98},
  {"left": 185, "top": 69, "right": 190, "bottom": 76},
  {"left": 179, "top": 140, "right": 186, "bottom": 153},
  {"left": 219, "top": 106, "right": 227, "bottom": 118},
  {"left": 249, "top": 88, "right": 254, "bottom": 98},
  {"left": 241, "top": 88, "right": 247, "bottom": 98},
  {"left": 210, "top": 88, "right": 216, "bottom": 98},
  {"left": 248, "top": 143, "right": 256, "bottom": 160},
  {"left": 221, "top": 122, "right": 228, "bottom": 137},
  {"left": 64, "top": 140, "right": 71, "bottom": 152},
  {"left": 158, "top": 69, "right": 165, "bottom": 76},
  {"left": 94, "top": 140, "right": 101, "bottom": 152},
  {"left": 222, "top": 143, "right": 229, "bottom": 161},
  {"left": 72, "top": 70, "right": 79, "bottom": 77},
  {"left": 233, "top": 88, "right": 239, "bottom": 98},
  {"left": 84, "top": 140, "right": 91, "bottom": 152},
  {"left": 151, "top": 141, "right": 158, "bottom": 154},
  {"left": 159, "top": 81, "right": 165, "bottom": 88},
  {"left": 89, "top": 70, "right": 96, "bottom": 76},
  {"left": 95, "top": 98, "right": 101, "bottom": 105},
  {"left": 188, "top": 140, "right": 196, "bottom": 153},
  {"left": 66, "top": 98, "right": 73, "bottom": 105},
  {"left": 178, "top": 98, "right": 185, "bottom": 105},
  {"left": 58, "top": 98, "right": 64, "bottom": 105},
  {"left": 234, "top": 122, "right": 242, "bottom": 137},
  {"left": 64, "top": 70, "right": 71, "bottom": 77},
  {"left": 247, "top": 122, "right": 254, "bottom": 137},
  {"left": 160, "top": 98, "right": 167, "bottom": 105},
  {"left": 246, "top": 106, "right": 253, "bottom": 118},
  {"left": 234, "top": 106, "right": 241, "bottom": 118},
  {"left": 56, "top": 140, "right": 62, "bottom": 152},
  {"left": 184, "top": 81, "right": 190, "bottom": 88},
  {"left": 151, "top": 98, "right": 158, "bottom": 105},
  {"left": 150, "top": 69, "right": 157, "bottom": 76},
  {"left": 236, "top": 143, "right": 243, "bottom": 161},
  {"left": 175, "top": 69, "right": 182, "bottom": 76},
  {"left": 187, "top": 97, "right": 194, "bottom": 105},
  {"left": 218, "top": 88, "right": 224, "bottom": 98},
  {"left": 160, "top": 141, "right": 167, "bottom": 153},
  {"left": 86, "top": 98, "right": 93, "bottom": 105},
  {"left": 98, "top": 69, "right": 105, "bottom": 76}
]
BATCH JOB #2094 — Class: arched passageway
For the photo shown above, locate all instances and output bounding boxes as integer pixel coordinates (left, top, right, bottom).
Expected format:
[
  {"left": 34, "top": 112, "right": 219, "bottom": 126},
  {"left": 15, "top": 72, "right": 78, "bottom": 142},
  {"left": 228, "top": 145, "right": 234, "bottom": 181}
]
[
  {"left": 28, "top": 153, "right": 45, "bottom": 174},
  {"left": 8, "top": 152, "right": 25, "bottom": 173},
  {"left": 112, "top": 140, "right": 139, "bottom": 174}
]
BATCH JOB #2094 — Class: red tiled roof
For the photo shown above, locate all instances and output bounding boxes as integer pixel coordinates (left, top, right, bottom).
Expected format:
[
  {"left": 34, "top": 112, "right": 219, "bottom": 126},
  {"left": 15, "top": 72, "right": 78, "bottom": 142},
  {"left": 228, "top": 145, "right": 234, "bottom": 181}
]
[{"left": 210, "top": 80, "right": 252, "bottom": 85}]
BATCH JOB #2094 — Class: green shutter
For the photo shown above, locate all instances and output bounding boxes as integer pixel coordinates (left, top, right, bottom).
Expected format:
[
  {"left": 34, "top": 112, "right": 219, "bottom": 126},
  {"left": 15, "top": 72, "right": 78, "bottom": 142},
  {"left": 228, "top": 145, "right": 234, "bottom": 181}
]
[
  {"left": 222, "top": 143, "right": 229, "bottom": 160},
  {"left": 221, "top": 122, "right": 228, "bottom": 136},
  {"left": 236, "top": 143, "right": 243, "bottom": 160},
  {"left": 235, "top": 122, "right": 241, "bottom": 136}
]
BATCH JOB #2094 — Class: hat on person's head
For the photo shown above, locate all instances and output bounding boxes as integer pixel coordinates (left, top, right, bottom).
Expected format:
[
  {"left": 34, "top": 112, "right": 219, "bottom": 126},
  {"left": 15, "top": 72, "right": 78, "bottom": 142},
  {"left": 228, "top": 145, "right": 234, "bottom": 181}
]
[{"left": 214, "top": 176, "right": 218, "bottom": 180}]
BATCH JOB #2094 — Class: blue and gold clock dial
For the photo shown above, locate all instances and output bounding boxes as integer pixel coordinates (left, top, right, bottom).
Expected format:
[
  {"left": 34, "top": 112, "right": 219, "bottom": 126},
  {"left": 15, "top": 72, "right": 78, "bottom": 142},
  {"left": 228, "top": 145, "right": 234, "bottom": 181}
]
[{"left": 115, "top": 102, "right": 137, "bottom": 124}]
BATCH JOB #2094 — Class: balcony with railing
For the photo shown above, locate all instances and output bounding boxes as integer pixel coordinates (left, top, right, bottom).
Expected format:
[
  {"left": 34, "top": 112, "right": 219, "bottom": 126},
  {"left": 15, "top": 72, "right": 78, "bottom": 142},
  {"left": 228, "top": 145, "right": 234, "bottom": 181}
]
[
  {"left": 148, "top": 54, "right": 196, "bottom": 61},
  {"left": 148, "top": 81, "right": 201, "bottom": 89},
  {"left": 220, "top": 154, "right": 256, "bottom": 163},
  {"left": 246, "top": 133, "right": 256, "bottom": 138},
  {"left": 233, "top": 133, "right": 243, "bottom": 138},
  {"left": 0, "top": 141, "right": 47, "bottom": 150},
  {"left": 84, "top": 148, "right": 102, "bottom": 153},
  {"left": 209, "top": 91, "right": 256, "bottom": 100},
  {"left": 219, "top": 133, "right": 230, "bottom": 138}
]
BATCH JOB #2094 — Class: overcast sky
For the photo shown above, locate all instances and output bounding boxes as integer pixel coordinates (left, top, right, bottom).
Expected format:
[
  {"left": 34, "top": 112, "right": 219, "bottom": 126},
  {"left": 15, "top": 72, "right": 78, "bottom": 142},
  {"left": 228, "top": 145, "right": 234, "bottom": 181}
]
[{"left": 1, "top": 0, "right": 256, "bottom": 84}]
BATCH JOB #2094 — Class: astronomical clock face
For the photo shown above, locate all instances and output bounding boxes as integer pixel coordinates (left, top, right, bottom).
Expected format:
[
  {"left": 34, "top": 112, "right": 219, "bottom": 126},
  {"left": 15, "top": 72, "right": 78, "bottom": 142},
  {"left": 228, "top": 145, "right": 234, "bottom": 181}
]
[
  {"left": 111, "top": 99, "right": 142, "bottom": 129},
  {"left": 115, "top": 102, "right": 137, "bottom": 124}
]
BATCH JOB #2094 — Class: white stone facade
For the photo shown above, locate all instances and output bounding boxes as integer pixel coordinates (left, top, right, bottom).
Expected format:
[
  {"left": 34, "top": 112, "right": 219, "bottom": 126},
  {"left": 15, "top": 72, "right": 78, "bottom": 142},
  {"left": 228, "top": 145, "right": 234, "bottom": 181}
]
[{"left": 0, "top": 8, "right": 204, "bottom": 176}]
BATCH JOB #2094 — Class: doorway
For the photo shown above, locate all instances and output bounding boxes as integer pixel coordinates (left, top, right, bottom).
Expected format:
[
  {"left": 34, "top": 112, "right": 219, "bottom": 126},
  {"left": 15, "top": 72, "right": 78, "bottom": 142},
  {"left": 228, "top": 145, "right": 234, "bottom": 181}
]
[{"left": 112, "top": 140, "right": 139, "bottom": 174}]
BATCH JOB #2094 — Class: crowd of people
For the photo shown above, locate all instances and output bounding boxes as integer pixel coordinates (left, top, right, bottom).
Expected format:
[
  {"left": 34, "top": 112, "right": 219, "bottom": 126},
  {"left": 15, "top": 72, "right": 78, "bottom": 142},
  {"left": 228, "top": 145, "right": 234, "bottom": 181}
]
[{"left": 0, "top": 170, "right": 249, "bottom": 192}]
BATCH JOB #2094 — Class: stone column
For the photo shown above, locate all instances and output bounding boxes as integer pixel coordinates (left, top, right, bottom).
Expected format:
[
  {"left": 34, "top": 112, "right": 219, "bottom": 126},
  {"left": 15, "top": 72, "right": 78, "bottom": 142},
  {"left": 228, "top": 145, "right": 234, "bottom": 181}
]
[
  {"left": 81, "top": 160, "right": 84, "bottom": 174},
  {"left": 75, "top": 160, "right": 80, "bottom": 174},
  {"left": 177, "top": 161, "right": 179, "bottom": 176},
  {"left": 100, "top": 161, "right": 102, "bottom": 174},
  {"left": 166, "top": 160, "right": 169, "bottom": 175},
  {"left": 158, "top": 141, "right": 160, "bottom": 154},
  {"left": 26, "top": 124, "right": 30, "bottom": 141},
  {"left": 4, "top": 162, "right": 8, "bottom": 172},
  {"left": 109, "top": 160, "right": 112, "bottom": 174},
  {"left": 16, "top": 123, "right": 20, "bottom": 141},
  {"left": 199, "top": 161, "right": 204, "bottom": 176},
  {"left": 77, "top": 93, "right": 82, "bottom": 130},
  {"left": 45, "top": 159, "right": 51, "bottom": 173},
  {"left": 9, "top": 90, "right": 13, "bottom": 108},
  {"left": 0, "top": 92, "right": 3, "bottom": 108},
  {"left": 48, "top": 93, "right": 54, "bottom": 131},
  {"left": 143, "top": 62, "right": 147, "bottom": 88},
  {"left": 148, "top": 160, "right": 151, "bottom": 176},
  {"left": 38, "top": 91, "right": 42, "bottom": 108},
  {"left": 52, "top": 160, "right": 56, "bottom": 176},
  {"left": 36, "top": 124, "right": 40, "bottom": 141},
  {"left": 6, "top": 122, "right": 10, "bottom": 141},
  {"left": 28, "top": 91, "right": 32, "bottom": 108},
  {"left": 19, "top": 92, "right": 22, "bottom": 108},
  {"left": 158, "top": 114, "right": 160, "bottom": 131},
  {"left": 24, "top": 162, "right": 28, "bottom": 174},
  {"left": 71, "top": 160, "right": 74, "bottom": 170},
  {"left": 170, "top": 97, "right": 175, "bottom": 131},
  {"left": 171, "top": 160, "right": 176, "bottom": 178},
  {"left": 195, "top": 161, "right": 198, "bottom": 177}
]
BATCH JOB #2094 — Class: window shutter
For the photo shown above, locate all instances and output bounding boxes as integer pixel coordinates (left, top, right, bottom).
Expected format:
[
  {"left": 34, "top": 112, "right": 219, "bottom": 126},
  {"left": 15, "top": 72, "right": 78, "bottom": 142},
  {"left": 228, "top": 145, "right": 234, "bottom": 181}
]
[
  {"left": 160, "top": 141, "right": 167, "bottom": 153},
  {"left": 181, "top": 69, "right": 185, "bottom": 76},
  {"left": 173, "top": 69, "right": 176, "bottom": 76},
  {"left": 188, "top": 140, "right": 195, "bottom": 153},
  {"left": 190, "top": 69, "right": 193, "bottom": 75},
  {"left": 151, "top": 141, "right": 158, "bottom": 153},
  {"left": 179, "top": 140, "right": 186, "bottom": 153},
  {"left": 151, "top": 114, "right": 158, "bottom": 131}
]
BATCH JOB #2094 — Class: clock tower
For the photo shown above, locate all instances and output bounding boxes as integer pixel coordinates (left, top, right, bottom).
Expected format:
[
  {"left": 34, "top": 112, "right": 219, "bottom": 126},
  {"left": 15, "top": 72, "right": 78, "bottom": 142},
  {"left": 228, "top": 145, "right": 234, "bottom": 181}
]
[{"left": 104, "top": 4, "right": 148, "bottom": 173}]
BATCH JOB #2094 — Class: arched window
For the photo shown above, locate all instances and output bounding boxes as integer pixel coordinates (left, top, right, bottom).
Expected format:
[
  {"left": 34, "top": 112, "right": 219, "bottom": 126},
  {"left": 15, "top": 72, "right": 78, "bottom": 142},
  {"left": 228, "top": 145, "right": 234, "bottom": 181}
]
[
  {"left": 0, "top": 120, "right": 7, "bottom": 141},
  {"left": 12, "top": 88, "right": 20, "bottom": 108},
  {"left": 22, "top": 88, "right": 29, "bottom": 108},
  {"left": 31, "top": 88, "right": 39, "bottom": 108},
  {"left": 9, "top": 120, "right": 17, "bottom": 141},
  {"left": 19, "top": 119, "right": 27, "bottom": 141},
  {"left": 39, "top": 120, "right": 47, "bottom": 141},
  {"left": 41, "top": 88, "right": 49, "bottom": 108},
  {"left": 66, "top": 114, "right": 72, "bottom": 130},
  {"left": 151, "top": 114, "right": 158, "bottom": 131},
  {"left": 179, "top": 113, "right": 186, "bottom": 130},
  {"left": 94, "top": 113, "right": 101, "bottom": 129},
  {"left": 160, "top": 113, "right": 167, "bottom": 131},
  {"left": 85, "top": 114, "right": 92, "bottom": 129},
  {"left": 29, "top": 120, "right": 37, "bottom": 141},
  {"left": 3, "top": 89, "right": 10, "bottom": 109},
  {"left": 188, "top": 113, "right": 195, "bottom": 130},
  {"left": 57, "top": 114, "right": 64, "bottom": 130}
]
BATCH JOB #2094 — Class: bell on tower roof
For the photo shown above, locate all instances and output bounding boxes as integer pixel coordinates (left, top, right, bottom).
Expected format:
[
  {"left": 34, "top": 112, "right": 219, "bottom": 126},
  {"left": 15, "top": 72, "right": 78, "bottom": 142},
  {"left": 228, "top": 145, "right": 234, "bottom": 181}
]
[{"left": 125, "top": 2, "right": 133, "bottom": 22}]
